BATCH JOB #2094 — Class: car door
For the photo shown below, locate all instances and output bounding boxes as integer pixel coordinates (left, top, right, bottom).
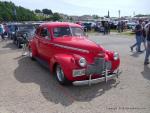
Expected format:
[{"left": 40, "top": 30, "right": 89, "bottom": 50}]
[
  {"left": 39, "top": 27, "right": 53, "bottom": 61},
  {"left": 34, "top": 27, "right": 43, "bottom": 58}
]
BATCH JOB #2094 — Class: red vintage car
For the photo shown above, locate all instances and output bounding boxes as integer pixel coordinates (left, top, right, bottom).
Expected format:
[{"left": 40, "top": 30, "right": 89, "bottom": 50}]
[{"left": 28, "top": 22, "right": 121, "bottom": 86}]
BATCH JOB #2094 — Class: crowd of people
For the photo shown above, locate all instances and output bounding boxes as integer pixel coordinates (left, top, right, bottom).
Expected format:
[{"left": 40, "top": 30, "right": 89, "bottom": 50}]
[
  {"left": 130, "top": 19, "right": 150, "bottom": 65},
  {"left": 117, "top": 21, "right": 125, "bottom": 33}
]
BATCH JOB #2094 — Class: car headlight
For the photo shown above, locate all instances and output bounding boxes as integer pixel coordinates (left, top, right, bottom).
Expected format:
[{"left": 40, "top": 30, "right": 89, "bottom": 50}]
[
  {"left": 78, "top": 57, "right": 87, "bottom": 67},
  {"left": 113, "top": 52, "right": 119, "bottom": 60}
]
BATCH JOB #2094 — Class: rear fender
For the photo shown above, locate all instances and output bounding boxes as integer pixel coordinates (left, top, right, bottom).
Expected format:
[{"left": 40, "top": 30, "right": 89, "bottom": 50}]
[{"left": 28, "top": 40, "right": 37, "bottom": 56}]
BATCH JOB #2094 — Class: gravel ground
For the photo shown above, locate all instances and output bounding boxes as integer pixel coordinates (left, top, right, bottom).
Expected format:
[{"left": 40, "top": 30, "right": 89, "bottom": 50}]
[{"left": 0, "top": 33, "right": 150, "bottom": 113}]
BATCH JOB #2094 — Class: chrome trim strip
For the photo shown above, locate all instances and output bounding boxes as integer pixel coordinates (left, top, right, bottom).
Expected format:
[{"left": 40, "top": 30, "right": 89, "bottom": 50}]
[
  {"left": 53, "top": 43, "right": 89, "bottom": 53},
  {"left": 54, "top": 44, "right": 89, "bottom": 53},
  {"left": 45, "top": 42, "right": 89, "bottom": 53}
]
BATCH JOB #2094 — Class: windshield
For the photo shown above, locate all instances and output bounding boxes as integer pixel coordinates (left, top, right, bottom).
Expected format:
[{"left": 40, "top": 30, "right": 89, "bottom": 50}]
[{"left": 53, "top": 27, "right": 85, "bottom": 38}]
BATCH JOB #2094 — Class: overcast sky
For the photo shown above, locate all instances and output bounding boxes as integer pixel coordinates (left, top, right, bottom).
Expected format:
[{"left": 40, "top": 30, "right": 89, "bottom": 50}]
[{"left": 2, "top": 0, "right": 150, "bottom": 17}]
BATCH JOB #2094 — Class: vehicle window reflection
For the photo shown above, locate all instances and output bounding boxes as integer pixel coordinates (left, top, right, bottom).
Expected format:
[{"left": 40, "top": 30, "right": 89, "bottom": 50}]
[
  {"left": 53, "top": 27, "right": 85, "bottom": 38},
  {"left": 40, "top": 28, "right": 51, "bottom": 40},
  {"left": 53, "top": 27, "right": 71, "bottom": 38}
]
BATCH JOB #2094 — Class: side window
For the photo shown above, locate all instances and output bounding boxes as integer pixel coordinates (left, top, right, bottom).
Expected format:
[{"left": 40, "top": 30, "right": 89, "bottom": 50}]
[
  {"left": 53, "top": 27, "right": 71, "bottom": 38},
  {"left": 40, "top": 28, "right": 51, "bottom": 40},
  {"left": 35, "top": 27, "right": 40, "bottom": 35}
]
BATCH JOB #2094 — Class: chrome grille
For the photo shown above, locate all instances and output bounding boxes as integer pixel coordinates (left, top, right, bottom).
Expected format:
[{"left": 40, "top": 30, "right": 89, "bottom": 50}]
[
  {"left": 86, "top": 58, "right": 105, "bottom": 75},
  {"left": 85, "top": 58, "right": 112, "bottom": 75},
  {"left": 105, "top": 61, "right": 112, "bottom": 70}
]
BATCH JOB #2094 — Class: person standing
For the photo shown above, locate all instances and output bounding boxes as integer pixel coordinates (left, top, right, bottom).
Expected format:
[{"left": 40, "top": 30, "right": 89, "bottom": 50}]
[
  {"left": 103, "top": 21, "right": 108, "bottom": 35},
  {"left": 0, "top": 24, "right": 4, "bottom": 39},
  {"left": 117, "top": 21, "right": 121, "bottom": 33},
  {"left": 130, "top": 20, "right": 143, "bottom": 52},
  {"left": 121, "top": 21, "right": 124, "bottom": 32},
  {"left": 108, "top": 22, "right": 111, "bottom": 34},
  {"left": 142, "top": 22, "right": 147, "bottom": 50},
  {"left": 144, "top": 25, "right": 150, "bottom": 65}
]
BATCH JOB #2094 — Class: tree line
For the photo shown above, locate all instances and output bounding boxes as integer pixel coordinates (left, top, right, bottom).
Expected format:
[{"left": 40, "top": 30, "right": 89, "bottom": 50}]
[{"left": 0, "top": 1, "right": 62, "bottom": 22}]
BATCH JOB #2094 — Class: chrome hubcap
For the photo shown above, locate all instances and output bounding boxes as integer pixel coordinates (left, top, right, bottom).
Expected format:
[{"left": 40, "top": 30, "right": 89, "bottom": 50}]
[{"left": 56, "top": 65, "right": 64, "bottom": 82}]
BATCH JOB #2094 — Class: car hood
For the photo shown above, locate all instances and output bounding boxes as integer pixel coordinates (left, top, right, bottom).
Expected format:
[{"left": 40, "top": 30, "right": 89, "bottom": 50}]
[{"left": 53, "top": 37, "right": 105, "bottom": 53}]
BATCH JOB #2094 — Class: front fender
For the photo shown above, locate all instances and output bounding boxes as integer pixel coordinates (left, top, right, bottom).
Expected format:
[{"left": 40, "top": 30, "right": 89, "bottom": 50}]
[
  {"left": 50, "top": 54, "right": 79, "bottom": 81},
  {"left": 105, "top": 50, "right": 120, "bottom": 71}
]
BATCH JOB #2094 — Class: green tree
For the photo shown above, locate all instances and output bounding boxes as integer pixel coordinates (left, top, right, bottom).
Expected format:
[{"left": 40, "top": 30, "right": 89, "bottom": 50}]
[
  {"left": 0, "top": 1, "right": 39, "bottom": 21},
  {"left": 92, "top": 15, "right": 99, "bottom": 19},
  {"left": 35, "top": 9, "right": 41, "bottom": 13},
  {"left": 52, "top": 13, "right": 62, "bottom": 21},
  {"left": 42, "top": 9, "right": 53, "bottom": 15}
]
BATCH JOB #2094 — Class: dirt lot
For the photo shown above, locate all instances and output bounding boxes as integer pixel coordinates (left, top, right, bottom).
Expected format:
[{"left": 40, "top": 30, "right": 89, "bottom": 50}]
[{"left": 0, "top": 33, "right": 150, "bottom": 113}]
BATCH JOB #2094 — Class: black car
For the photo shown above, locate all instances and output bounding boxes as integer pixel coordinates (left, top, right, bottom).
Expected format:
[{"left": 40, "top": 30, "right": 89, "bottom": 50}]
[
  {"left": 81, "top": 23, "right": 87, "bottom": 32},
  {"left": 82, "top": 22, "right": 92, "bottom": 31},
  {"left": 94, "top": 21, "right": 107, "bottom": 32},
  {"left": 13, "top": 24, "right": 36, "bottom": 48}
]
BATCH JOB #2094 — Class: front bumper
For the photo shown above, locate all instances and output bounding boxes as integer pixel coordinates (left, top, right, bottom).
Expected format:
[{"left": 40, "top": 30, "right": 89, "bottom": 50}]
[{"left": 72, "top": 69, "right": 121, "bottom": 86}]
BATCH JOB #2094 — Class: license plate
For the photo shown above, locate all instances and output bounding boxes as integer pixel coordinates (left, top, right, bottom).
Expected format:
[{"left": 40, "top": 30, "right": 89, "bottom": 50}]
[{"left": 73, "top": 69, "right": 86, "bottom": 77}]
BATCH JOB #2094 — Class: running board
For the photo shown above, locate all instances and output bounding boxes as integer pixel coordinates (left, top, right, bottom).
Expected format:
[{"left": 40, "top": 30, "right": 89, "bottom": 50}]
[{"left": 35, "top": 57, "right": 49, "bottom": 69}]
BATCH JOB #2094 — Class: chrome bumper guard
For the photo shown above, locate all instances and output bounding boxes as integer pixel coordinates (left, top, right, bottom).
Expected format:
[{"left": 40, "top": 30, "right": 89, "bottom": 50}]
[{"left": 73, "top": 69, "right": 122, "bottom": 86}]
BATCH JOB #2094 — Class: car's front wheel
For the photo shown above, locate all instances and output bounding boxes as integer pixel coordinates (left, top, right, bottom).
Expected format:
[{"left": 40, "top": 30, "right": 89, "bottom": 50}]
[{"left": 55, "top": 64, "right": 70, "bottom": 85}]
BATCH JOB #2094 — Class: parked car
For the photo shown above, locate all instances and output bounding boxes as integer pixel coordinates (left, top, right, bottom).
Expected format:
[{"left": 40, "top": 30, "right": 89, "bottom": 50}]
[
  {"left": 7, "top": 24, "right": 18, "bottom": 39},
  {"left": 17, "top": 28, "right": 36, "bottom": 48},
  {"left": 0, "top": 24, "right": 9, "bottom": 39},
  {"left": 29, "top": 22, "right": 121, "bottom": 86},
  {"left": 127, "top": 22, "right": 137, "bottom": 29},
  {"left": 111, "top": 21, "right": 118, "bottom": 29},
  {"left": 13, "top": 24, "right": 36, "bottom": 48},
  {"left": 82, "top": 22, "right": 92, "bottom": 31},
  {"left": 0, "top": 24, "right": 4, "bottom": 35},
  {"left": 126, "top": 22, "right": 137, "bottom": 33},
  {"left": 94, "top": 22, "right": 103, "bottom": 32},
  {"left": 80, "top": 23, "right": 87, "bottom": 32}
]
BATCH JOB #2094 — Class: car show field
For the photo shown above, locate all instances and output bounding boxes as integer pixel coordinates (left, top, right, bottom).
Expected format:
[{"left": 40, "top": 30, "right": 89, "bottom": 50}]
[{"left": 0, "top": 32, "right": 149, "bottom": 113}]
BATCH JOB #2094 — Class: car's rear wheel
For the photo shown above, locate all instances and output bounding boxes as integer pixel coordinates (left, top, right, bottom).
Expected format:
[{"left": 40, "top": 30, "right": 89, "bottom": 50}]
[
  {"left": 29, "top": 48, "right": 35, "bottom": 60},
  {"left": 55, "top": 64, "right": 70, "bottom": 85}
]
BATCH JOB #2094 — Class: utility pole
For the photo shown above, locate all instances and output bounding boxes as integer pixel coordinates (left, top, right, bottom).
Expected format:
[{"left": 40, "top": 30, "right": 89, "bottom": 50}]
[
  {"left": 108, "top": 10, "right": 110, "bottom": 18},
  {"left": 133, "top": 11, "right": 135, "bottom": 17},
  {"left": 118, "top": 10, "right": 120, "bottom": 18},
  {"left": 13, "top": 7, "right": 17, "bottom": 22}
]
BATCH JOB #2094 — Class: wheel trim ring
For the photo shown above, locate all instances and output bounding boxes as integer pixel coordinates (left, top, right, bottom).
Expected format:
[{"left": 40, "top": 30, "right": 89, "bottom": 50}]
[{"left": 56, "top": 66, "right": 64, "bottom": 82}]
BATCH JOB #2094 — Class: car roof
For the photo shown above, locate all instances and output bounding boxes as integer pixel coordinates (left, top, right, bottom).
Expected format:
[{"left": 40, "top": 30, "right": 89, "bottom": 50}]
[{"left": 40, "top": 22, "right": 82, "bottom": 28}]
